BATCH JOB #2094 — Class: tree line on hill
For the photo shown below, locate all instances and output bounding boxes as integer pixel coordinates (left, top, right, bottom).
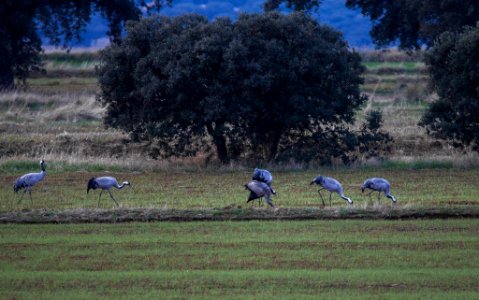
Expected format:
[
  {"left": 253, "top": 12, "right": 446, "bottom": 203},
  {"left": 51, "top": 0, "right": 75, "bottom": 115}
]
[{"left": 1, "top": 0, "right": 478, "bottom": 162}]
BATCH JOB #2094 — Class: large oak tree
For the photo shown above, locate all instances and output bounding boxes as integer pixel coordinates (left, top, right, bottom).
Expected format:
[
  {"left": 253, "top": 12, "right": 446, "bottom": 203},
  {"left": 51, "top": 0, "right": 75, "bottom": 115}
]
[{"left": 98, "top": 12, "right": 370, "bottom": 163}]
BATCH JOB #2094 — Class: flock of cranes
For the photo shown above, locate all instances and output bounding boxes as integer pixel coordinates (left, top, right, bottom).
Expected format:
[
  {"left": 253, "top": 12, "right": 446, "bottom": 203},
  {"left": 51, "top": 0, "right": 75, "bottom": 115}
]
[{"left": 13, "top": 161, "right": 397, "bottom": 208}]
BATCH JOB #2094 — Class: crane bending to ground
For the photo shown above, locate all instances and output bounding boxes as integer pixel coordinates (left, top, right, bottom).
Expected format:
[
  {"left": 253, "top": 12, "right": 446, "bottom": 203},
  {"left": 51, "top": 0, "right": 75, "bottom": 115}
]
[
  {"left": 13, "top": 160, "right": 47, "bottom": 205},
  {"left": 310, "top": 175, "right": 353, "bottom": 207},
  {"left": 245, "top": 180, "right": 276, "bottom": 208},
  {"left": 251, "top": 168, "right": 276, "bottom": 206},
  {"left": 361, "top": 177, "right": 397, "bottom": 204},
  {"left": 87, "top": 176, "right": 130, "bottom": 207}
]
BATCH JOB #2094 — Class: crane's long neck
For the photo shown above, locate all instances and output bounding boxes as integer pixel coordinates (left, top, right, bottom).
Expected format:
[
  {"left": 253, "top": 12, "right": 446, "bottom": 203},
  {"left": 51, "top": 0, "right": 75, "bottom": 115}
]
[
  {"left": 36, "top": 169, "right": 46, "bottom": 181},
  {"left": 116, "top": 181, "right": 129, "bottom": 189}
]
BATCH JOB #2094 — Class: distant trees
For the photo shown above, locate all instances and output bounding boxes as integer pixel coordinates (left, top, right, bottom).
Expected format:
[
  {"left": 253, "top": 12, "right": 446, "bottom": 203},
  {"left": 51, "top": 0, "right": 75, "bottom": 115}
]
[
  {"left": 263, "top": 0, "right": 321, "bottom": 12},
  {"left": 342, "top": 0, "right": 479, "bottom": 151},
  {"left": 0, "top": 0, "right": 171, "bottom": 89},
  {"left": 345, "top": 0, "right": 479, "bottom": 50},
  {"left": 419, "top": 24, "right": 479, "bottom": 152},
  {"left": 98, "top": 12, "right": 380, "bottom": 164},
  {"left": 268, "top": 0, "right": 479, "bottom": 50}
]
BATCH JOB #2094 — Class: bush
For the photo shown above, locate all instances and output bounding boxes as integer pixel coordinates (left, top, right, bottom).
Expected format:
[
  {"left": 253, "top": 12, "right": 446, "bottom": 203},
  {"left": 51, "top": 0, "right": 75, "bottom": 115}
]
[{"left": 276, "top": 110, "right": 392, "bottom": 165}]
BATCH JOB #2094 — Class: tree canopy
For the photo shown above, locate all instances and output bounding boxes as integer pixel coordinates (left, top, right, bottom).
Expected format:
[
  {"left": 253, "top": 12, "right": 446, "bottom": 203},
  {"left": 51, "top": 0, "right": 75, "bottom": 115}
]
[
  {"left": 345, "top": 0, "right": 479, "bottom": 49},
  {"left": 98, "top": 12, "right": 376, "bottom": 164},
  {"left": 419, "top": 24, "right": 479, "bottom": 151},
  {"left": 267, "top": 0, "right": 479, "bottom": 49},
  {"left": 263, "top": 0, "right": 322, "bottom": 12},
  {"left": 0, "top": 0, "right": 171, "bottom": 89}
]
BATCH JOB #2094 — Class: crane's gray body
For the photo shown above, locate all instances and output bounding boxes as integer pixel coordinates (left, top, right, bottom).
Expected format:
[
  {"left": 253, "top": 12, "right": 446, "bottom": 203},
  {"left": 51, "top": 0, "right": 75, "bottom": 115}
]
[
  {"left": 87, "top": 176, "right": 130, "bottom": 207},
  {"left": 362, "top": 177, "right": 397, "bottom": 203},
  {"left": 13, "top": 160, "right": 46, "bottom": 204},
  {"left": 310, "top": 175, "right": 353, "bottom": 206},
  {"left": 245, "top": 180, "right": 275, "bottom": 208}
]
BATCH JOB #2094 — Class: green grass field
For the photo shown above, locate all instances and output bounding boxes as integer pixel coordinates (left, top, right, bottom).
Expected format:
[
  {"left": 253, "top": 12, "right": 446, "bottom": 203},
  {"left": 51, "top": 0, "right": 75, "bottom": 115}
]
[
  {"left": 1, "top": 166, "right": 479, "bottom": 211},
  {"left": 1, "top": 51, "right": 479, "bottom": 299},
  {"left": 1, "top": 220, "right": 478, "bottom": 299}
]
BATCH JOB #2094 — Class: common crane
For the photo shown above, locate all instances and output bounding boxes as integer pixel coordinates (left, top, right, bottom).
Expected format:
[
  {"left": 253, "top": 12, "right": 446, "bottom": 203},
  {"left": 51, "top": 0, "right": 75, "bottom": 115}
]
[
  {"left": 361, "top": 177, "right": 397, "bottom": 204},
  {"left": 87, "top": 176, "right": 130, "bottom": 207},
  {"left": 252, "top": 168, "right": 273, "bottom": 186},
  {"left": 245, "top": 180, "right": 276, "bottom": 208},
  {"left": 310, "top": 175, "right": 353, "bottom": 207},
  {"left": 13, "top": 160, "right": 46, "bottom": 205},
  {"left": 251, "top": 168, "right": 276, "bottom": 206}
]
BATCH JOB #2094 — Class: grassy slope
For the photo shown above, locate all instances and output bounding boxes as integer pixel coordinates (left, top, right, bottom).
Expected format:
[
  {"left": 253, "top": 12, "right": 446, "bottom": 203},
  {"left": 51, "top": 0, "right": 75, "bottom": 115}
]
[{"left": 1, "top": 220, "right": 478, "bottom": 299}]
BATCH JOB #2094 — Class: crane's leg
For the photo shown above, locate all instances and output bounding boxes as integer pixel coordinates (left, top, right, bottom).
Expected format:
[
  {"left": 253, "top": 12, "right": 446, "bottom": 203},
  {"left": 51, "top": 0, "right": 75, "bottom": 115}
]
[
  {"left": 18, "top": 189, "right": 27, "bottom": 204},
  {"left": 367, "top": 191, "right": 374, "bottom": 206},
  {"left": 97, "top": 190, "right": 103, "bottom": 208},
  {"left": 317, "top": 188, "right": 326, "bottom": 207},
  {"left": 28, "top": 189, "right": 33, "bottom": 205},
  {"left": 377, "top": 192, "right": 381, "bottom": 205},
  {"left": 265, "top": 196, "right": 275, "bottom": 209},
  {"left": 108, "top": 190, "right": 119, "bottom": 207},
  {"left": 329, "top": 192, "right": 333, "bottom": 207}
]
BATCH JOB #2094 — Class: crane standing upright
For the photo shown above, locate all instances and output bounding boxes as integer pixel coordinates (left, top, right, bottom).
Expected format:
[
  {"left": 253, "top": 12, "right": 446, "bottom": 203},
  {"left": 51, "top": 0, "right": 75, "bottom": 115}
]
[{"left": 13, "top": 160, "right": 47, "bottom": 205}]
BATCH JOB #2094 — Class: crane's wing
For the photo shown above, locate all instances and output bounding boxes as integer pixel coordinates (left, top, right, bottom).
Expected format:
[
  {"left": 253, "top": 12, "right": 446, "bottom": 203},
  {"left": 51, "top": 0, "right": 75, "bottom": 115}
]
[
  {"left": 95, "top": 176, "right": 118, "bottom": 188},
  {"left": 17, "top": 172, "right": 45, "bottom": 187},
  {"left": 245, "top": 181, "right": 269, "bottom": 198},
  {"left": 323, "top": 177, "right": 343, "bottom": 193}
]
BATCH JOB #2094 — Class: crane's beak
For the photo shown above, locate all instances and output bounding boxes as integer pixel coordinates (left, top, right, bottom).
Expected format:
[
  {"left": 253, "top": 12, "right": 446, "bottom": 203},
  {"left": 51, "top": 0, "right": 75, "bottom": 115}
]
[
  {"left": 310, "top": 181, "right": 315, "bottom": 185},
  {"left": 361, "top": 187, "right": 365, "bottom": 193}
]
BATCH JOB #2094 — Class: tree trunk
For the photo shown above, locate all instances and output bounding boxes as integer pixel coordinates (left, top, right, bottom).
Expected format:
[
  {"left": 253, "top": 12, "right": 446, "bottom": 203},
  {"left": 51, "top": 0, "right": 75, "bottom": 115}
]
[
  {"left": 0, "top": 67, "right": 14, "bottom": 90},
  {"left": 267, "top": 130, "right": 282, "bottom": 162},
  {"left": 206, "top": 123, "right": 230, "bottom": 164}
]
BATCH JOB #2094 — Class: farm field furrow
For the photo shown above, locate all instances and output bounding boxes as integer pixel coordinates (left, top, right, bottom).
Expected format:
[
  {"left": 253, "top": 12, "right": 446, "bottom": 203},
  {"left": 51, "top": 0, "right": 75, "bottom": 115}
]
[{"left": 1, "top": 220, "right": 478, "bottom": 299}]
